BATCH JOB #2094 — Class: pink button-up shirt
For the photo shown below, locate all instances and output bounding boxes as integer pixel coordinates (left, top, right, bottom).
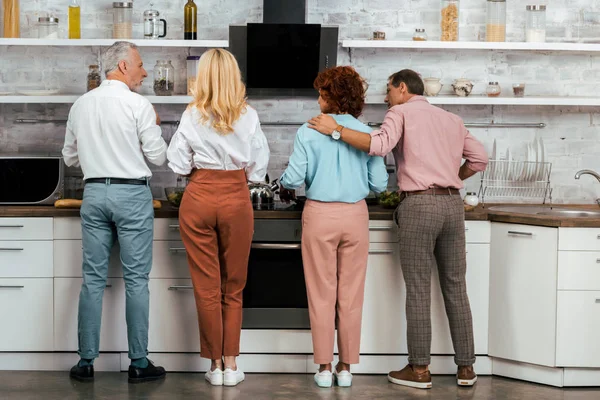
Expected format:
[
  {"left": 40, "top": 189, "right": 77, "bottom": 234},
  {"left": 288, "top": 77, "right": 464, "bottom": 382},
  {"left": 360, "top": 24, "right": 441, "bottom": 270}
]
[{"left": 369, "top": 96, "right": 488, "bottom": 191}]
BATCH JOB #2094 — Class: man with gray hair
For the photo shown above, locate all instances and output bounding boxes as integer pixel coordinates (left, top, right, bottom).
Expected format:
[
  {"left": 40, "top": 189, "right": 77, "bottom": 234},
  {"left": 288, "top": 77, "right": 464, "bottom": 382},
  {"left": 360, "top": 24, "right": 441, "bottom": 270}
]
[{"left": 62, "top": 41, "right": 167, "bottom": 383}]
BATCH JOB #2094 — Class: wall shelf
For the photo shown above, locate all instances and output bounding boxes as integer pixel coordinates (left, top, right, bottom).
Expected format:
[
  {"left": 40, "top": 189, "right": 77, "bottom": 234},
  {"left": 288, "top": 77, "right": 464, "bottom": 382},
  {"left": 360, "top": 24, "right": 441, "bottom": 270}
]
[
  {"left": 0, "top": 38, "right": 228, "bottom": 48},
  {"left": 343, "top": 40, "right": 600, "bottom": 53}
]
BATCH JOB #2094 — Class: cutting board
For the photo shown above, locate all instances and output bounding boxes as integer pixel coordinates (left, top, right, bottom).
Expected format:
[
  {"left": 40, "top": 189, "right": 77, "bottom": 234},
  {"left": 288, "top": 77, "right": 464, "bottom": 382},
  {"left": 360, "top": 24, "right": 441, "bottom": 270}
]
[{"left": 55, "top": 199, "right": 162, "bottom": 209}]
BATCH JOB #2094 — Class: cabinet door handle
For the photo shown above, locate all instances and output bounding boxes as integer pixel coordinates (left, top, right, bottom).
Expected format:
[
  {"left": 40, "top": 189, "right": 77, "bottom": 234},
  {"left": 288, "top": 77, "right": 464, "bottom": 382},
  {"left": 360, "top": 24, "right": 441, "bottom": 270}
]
[
  {"left": 168, "top": 224, "right": 180, "bottom": 231},
  {"left": 105, "top": 285, "right": 112, "bottom": 288},
  {"left": 169, "top": 247, "right": 187, "bottom": 253},
  {"left": 596, "top": 299, "right": 600, "bottom": 304},
  {"left": 0, "top": 285, "right": 24, "bottom": 289},
  {"left": 0, "top": 248, "right": 24, "bottom": 251},
  {"left": 508, "top": 231, "right": 533, "bottom": 237},
  {"left": 251, "top": 243, "right": 301, "bottom": 250},
  {"left": 168, "top": 285, "right": 193, "bottom": 291},
  {"left": 465, "top": 227, "right": 469, "bottom": 232},
  {"left": 369, "top": 226, "right": 393, "bottom": 232},
  {"left": 0, "top": 225, "right": 24, "bottom": 228},
  {"left": 369, "top": 249, "right": 394, "bottom": 255}
]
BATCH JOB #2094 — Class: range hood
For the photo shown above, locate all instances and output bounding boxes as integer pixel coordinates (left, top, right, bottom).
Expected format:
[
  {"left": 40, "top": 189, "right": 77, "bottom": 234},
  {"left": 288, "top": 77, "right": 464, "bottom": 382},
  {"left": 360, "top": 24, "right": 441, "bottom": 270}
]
[{"left": 263, "top": 0, "right": 307, "bottom": 24}]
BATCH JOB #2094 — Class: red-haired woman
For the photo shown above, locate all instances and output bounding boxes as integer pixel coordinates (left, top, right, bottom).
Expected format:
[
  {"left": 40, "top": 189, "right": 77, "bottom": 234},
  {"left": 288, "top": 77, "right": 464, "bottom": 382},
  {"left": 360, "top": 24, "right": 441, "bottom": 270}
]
[{"left": 280, "top": 66, "right": 389, "bottom": 388}]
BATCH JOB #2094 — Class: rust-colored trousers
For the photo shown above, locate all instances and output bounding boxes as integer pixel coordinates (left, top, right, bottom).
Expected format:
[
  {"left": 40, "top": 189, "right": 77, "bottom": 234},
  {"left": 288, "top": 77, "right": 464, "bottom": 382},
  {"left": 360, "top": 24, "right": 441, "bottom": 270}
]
[
  {"left": 178, "top": 169, "right": 254, "bottom": 360},
  {"left": 302, "top": 199, "right": 369, "bottom": 365}
]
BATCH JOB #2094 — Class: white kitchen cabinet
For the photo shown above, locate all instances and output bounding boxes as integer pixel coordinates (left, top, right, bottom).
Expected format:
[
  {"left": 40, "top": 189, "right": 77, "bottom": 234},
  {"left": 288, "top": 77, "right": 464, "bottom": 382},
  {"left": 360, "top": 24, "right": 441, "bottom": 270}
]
[
  {"left": 150, "top": 241, "right": 190, "bottom": 279},
  {"left": 0, "top": 241, "right": 53, "bottom": 278},
  {"left": 368, "top": 221, "right": 397, "bottom": 243},
  {"left": 53, "top": 240, "right": 123, "bottom": 278},
  {"left": 558, "top": 228, "right": 600, "bottom": 251},
  {"left": 53, "top": 278, "right": 127, "bottom": 351},
  {"left": 558, "top": 251, "right": 600, "bottom": 291},
  {"left": 0, "top": 278, "right": 54, "bottom": 351},
  {"left": 0, "top": 218, "right": 53, "bottom": 241},
  {"left": 556, "top": 291, "right": 600, "bottom": 367},
  {"left": 153, "top": 219, "right": 183, "bottom": 241},
  {"left": 53, "top": 217, "right": 81, "bottom": 240},
  {"left": 148, "top": 279, "right": 200, "bottom": 352},
  {"left": 489, "top": 223, "right": 558, "bottom": 367}
]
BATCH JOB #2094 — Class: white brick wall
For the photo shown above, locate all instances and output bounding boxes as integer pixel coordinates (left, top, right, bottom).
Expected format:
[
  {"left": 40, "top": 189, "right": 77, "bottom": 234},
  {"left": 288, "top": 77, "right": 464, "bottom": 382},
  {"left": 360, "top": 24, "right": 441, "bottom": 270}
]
[{"left": 1, "top": 0, "right": 600, "bottom": 202}]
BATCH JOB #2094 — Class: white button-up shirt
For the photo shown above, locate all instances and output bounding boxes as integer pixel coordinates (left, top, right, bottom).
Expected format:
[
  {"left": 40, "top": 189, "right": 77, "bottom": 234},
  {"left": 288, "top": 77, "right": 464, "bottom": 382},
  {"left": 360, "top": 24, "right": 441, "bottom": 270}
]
[
  {"left": 62, "top": 80, "right": 167, "bottom": 180},
  {"left": 167, "top": 106, "right": 270, "bottom": 182}
]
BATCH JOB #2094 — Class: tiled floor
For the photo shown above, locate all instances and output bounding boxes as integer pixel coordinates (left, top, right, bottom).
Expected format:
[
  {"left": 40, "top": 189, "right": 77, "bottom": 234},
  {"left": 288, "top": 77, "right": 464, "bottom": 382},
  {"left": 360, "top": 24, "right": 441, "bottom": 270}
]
[{"left": 0, "top": 372, "right": 598, "bottom": 400}]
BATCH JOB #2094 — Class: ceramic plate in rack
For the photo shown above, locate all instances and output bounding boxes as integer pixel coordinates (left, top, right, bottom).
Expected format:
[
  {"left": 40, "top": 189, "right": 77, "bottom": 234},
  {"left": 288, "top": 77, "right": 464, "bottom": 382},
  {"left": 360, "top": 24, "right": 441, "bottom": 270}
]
[
  {"left": 505, "top": 148, "right": 513, "bottom": 180},
  {"left": 18, "top": 89, "right": 61, "bottom": 96},
  {"left": 525, "top": 143, "right": 534, "bottom": 181},
  {"left": 539, "top": 137, "right": 546, "bottom": 180},
  {"left": 489, "top": 139, "right": 497, "bottom": 180}
]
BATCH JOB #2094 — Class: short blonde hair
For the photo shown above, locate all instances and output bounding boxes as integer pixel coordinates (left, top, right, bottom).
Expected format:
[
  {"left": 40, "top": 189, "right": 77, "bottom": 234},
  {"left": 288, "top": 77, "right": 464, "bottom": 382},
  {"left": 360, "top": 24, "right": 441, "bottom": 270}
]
[{"left": 189, "top": 49, "right": 247, "bottom": 135}]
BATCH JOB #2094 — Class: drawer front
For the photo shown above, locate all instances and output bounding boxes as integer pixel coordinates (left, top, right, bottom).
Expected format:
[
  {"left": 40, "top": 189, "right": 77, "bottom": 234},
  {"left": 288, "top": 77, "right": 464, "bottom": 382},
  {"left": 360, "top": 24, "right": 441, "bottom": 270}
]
[
  {"left": 559, "top": 228, "right": 600, "bottom": 251},
  {"left": 368, "top": 221, "right": 397, "bottom": 243},
  {"left": 0, "top": 241, "right": 53, "bottom": 278},
  {"left": 153, "top": 219, "right": 182, "bottom": 241},
  {"left": 465, "top": 221, "right": 491, "bottom": 244},
  {"left": 54, "top": 240, "right": 123, "bottom": 278},
  {"left": 0, "top": 278, "right": 54, "bottom": 351},
  {"left": 556, "top": 291, "right": 600, "bottom": 367},
  {"left": 53, "top": 217, "right": 82, "bottom": 240},
  {"left": 558, "top": 251, "right": 600, "bottom": 291},
  {"left": 0, "top": 218, "right": 53, "bottom": 240},
  {"left": 151, "top": 241, "right": 190, "bottom": 279}
]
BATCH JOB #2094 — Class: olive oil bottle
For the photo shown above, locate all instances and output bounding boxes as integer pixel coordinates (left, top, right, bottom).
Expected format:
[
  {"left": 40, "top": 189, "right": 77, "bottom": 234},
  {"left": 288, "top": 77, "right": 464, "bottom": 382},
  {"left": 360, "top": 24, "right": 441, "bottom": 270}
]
[
  {"left": 68, "top": 0, "right": 81, "bottom": 39},
  {"left": 184, "top": 0, "right": 197, "bottom": 40}
]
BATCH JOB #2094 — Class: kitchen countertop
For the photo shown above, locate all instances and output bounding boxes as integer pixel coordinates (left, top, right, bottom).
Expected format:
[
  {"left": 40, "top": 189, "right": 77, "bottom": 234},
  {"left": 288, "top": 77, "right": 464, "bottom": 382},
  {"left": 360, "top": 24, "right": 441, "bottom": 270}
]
[{"left": 2, "top": 202, "right": 600, "bottom": 226}]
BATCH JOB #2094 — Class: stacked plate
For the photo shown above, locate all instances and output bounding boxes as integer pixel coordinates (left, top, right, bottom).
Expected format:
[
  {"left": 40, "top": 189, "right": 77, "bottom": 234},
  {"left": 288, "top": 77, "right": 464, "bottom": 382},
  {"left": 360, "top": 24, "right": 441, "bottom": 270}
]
[{"left": 488, "top": 136, "right": 547, "bottom": 182}]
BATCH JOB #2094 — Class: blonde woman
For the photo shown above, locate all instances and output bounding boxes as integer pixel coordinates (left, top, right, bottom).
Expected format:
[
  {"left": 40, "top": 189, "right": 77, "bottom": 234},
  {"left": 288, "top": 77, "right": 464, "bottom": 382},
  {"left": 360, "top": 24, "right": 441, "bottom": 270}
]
[{"left": 167, "top": 49, "right": 270, "bottom": 386}]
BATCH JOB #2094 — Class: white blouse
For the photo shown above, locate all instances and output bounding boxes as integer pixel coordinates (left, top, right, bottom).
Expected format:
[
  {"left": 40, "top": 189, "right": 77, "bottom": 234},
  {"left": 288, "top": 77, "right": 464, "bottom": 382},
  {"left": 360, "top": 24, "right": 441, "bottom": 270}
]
[{"left": 167, "top": 105, "right": 270, "bottom": 182}]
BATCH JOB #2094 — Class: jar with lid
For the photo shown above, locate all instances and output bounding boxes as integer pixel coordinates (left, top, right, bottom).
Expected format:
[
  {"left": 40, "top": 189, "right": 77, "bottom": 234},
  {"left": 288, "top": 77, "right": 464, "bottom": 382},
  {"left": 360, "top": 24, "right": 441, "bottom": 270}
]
[
  {"left": 113, "top": 2, "right": 133, "bottom": 39},
  {"left": 526, "top": 5, "right": 546, "bottom": 42},
  {"left": 413, "top": 28, "right": 428, "bottom": 41},
  {"left": 153, "top": 60, "right": 175, "bottom": 96},
  {"left": 37, "top": 17, "right": 59, "bottom": 39},
  {"left": 441, "top": 0, "right": 459, "bottom": 41},
  {"left": 464, "top": 192, "right": 479, "bottom": 207},
  {"left": 3, "top": 0, "right": 20, "bottom": 38},
  {"left": 486, "top": 82, "right": 501, "bottom": 97},
  {"left": 87, "top": 65, "right": 101, "bottom": 92},
  {"left": 486, "top": 0, "right": 506, "bottom": 42},
  {"left": 144, "top": 5, "right": 167, "bottom": 39},
  {"left": 186, "top": 56, "right": 200, "bottom": 96}
]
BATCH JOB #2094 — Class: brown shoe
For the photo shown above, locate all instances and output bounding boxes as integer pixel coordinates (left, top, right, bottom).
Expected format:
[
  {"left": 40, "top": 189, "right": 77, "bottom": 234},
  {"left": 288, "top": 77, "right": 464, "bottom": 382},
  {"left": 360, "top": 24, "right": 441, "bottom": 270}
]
[
  {"left": 387, "top": 365, "right": 432, "bottom": 389},
  {"left": 457, "top": 366, "right": 477, "bottom": 386}
]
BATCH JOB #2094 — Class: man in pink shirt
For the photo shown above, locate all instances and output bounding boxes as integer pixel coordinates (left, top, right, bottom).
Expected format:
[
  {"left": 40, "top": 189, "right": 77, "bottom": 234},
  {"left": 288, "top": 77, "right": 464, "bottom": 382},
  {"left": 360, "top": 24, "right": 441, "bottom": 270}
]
[{"left": 308, "top": 69, "right": 488, "bottom": 390}]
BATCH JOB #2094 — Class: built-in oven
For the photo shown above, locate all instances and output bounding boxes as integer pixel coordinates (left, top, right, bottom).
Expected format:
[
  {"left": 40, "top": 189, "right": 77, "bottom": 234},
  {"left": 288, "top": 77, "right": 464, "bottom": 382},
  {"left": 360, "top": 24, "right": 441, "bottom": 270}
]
[{"left": 242, "top": 218, "right": 310, "bottom": 329}]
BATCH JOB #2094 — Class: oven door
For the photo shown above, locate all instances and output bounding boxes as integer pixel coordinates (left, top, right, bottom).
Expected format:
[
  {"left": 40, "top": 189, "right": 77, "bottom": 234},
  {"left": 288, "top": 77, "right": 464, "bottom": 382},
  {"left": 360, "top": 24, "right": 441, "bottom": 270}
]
[{"left": 242, "top": 242, "right": 310, "bottom": 329}]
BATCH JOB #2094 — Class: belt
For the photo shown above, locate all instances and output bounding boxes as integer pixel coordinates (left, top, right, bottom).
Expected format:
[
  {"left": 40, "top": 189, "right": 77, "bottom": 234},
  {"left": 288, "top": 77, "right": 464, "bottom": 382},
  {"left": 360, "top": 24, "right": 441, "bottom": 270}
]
[
  {"left": 400, "top": 187, "right": 460, "bottom": 200},
  {"left": 85, "top": 178, "right": 148, "bottom": 186}
]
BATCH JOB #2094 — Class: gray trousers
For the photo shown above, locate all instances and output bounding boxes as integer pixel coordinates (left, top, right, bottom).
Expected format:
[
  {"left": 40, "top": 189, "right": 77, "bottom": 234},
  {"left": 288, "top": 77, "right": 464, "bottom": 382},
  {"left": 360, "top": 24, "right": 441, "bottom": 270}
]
[{"left": 395, "top": 194, "right": 475, "bottom": 367}]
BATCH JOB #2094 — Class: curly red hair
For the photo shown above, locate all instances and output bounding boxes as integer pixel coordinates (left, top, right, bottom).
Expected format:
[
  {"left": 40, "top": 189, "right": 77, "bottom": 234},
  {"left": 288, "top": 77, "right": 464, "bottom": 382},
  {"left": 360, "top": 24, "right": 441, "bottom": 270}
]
[{"left": 313, "top": 66, "right": 367, "bottom": 118}]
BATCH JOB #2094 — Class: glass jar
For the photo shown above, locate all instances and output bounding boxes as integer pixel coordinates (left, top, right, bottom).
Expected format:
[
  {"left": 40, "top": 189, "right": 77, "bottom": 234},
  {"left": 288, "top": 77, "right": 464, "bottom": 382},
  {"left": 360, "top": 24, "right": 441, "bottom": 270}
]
[
  {"left": 37, "top": 17, "right": 59, "bottom": 39},
  {"left": 144, "top": 8, "right": 167, "bottom": 39},
  {"left": 441, "top": 0, "right": 459, "bottom": 41},
  {"left": 413, "top": 28, "right": 428, "bottom": 41},
  {"left": 153, "top": 60, "right": 175, "bottom": 96},
  {"left": 186, "top": 55, "right": 200, "bottom": 96},
  {"left": 526, "top": 5, "right": 546, "bottom": 42},
  {"left": 3, "top": 0, "right": 20, "bottom": 38},
  {"left": 486, "top": 0, "right": 506, "bottom": 42},
  {"left": 112, "top": 2, "right": 133, "bottom": 39},
  {"left": 486, "top": 82, "right": 501, "bottom": 97},
  {"left": 87, "top": 65, "right": 101, "bottom": 92}
]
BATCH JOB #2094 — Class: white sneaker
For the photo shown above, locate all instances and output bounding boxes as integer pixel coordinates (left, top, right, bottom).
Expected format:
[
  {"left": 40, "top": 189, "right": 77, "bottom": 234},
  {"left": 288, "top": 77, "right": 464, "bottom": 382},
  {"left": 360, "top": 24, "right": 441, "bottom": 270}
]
[
  {"left": 334, "top": 369, "right": 352, "bottom": 387},
  {"left": 223, "top": 367, "right": 245, "bottom": 386},
  {"left": 205, "top": 368, "right": 223, "bottom": 386},
  {"left": 314, "top": 370, "right": 333, "bottom": 387}
]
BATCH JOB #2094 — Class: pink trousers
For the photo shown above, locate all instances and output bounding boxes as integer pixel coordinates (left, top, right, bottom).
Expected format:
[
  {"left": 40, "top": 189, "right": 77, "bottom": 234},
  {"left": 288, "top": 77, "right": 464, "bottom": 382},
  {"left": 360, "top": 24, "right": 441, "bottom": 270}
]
[{"left": 301, "top": 199, "right": 369, "bottom": 365}]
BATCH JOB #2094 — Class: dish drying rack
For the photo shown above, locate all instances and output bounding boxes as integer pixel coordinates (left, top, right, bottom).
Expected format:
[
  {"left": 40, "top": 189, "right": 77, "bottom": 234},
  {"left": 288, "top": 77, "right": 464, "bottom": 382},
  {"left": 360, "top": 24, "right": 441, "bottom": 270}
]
[{"left": 478, "top": 160, "right": 553, "bottom": 205}]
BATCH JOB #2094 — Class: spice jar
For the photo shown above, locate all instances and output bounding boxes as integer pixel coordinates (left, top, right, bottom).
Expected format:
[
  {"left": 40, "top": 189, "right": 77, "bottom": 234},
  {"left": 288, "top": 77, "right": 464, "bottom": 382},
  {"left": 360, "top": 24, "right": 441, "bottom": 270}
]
[
  {"left": 87, "top": 65, "right": 101, "bottom": 92},
  {"left": 373, "top": 30, "right": 386, "bottom": 40},
  {"left": 526, "top": 5, "right": 546, "bottom": 42},
  {"left": 413, "top": 28, "right": 428, "bottom": 41},
  {"left": 112, "top": 2, "right": 133, "bottom": 39},
  {"left": 441, "top": 0, "right": 459, "bottom": 41},
  {"left": 486, "top": 0, "right": 506, "bottom": 42},
  {"left": 186, "top": 55, "right": 200, "bottom": 96},
  {"left": 37, "top": 17, "right": 59, "bottom": 39},
  {"left": 512, "top": 83, "right": 526, "bottom": 97},
  {"left": 486, "top": 82, "right": 501, "bottom": 97},
  {"left": 153, "top": 60, "right": 175, "bottom": 96}
]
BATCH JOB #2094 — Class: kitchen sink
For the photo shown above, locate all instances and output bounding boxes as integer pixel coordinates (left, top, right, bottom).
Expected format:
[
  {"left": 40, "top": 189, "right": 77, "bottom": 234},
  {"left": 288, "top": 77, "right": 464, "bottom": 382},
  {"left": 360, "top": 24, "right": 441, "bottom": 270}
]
[{"left": 487, "top": 206, "right": 600, "bottom": 218}]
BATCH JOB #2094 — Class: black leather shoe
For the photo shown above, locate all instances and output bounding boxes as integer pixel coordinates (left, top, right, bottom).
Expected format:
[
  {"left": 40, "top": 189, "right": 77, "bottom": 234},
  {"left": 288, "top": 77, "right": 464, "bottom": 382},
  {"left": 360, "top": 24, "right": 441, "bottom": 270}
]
[
  {"left": 69, "top": 364, "right": 94, "bottom": 382},
  {"left": 128, "top": 359, "right": 166, "bottom": 383}
]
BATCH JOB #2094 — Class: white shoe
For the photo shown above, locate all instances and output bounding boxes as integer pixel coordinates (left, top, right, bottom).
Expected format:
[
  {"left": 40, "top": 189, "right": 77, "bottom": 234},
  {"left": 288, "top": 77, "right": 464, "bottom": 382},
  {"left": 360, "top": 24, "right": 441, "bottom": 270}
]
[
  {"left": 223, "top": 367, "right": 245, "bottom": 386},
  {"left": 334, "top": 369, "right": 352, "bottom": 387},
  {"left": 205, "top": 368, "right": 223, "bottom": 386},
  {"left": 314, "top": 370, "right": 333, "bottom": 387}
]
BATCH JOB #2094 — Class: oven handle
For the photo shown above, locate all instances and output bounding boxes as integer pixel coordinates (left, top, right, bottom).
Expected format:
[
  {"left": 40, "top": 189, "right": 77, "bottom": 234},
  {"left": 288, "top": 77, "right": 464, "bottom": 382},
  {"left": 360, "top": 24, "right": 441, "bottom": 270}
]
[{"left": 251, "top": 243, "right": 302, "bottom": 250}]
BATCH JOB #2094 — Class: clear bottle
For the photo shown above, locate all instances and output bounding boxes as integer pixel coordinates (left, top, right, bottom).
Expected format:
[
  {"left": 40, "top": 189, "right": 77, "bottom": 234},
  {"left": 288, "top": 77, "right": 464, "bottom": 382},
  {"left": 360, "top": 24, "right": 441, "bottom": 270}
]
[
  {"left": 68, "top": 0, "right": 81, "bottom": 39},
  {"left": 441, "top": 0, "right": 459, "bottom": 41},
  {"left": 184, "top": 0, "right": 198, "bottom": 40},
  {"left": 186, "top": 55, "right": 200, "bottom": 95},
  {"left": 153, "top": 60, "right": 175, "bottom": 96},
  {"left": 486, "top": 82, "right": 501, "bottom": 97},
  {"left": 87, "top": 65, "right": 101, "bottom": 92},
  {"left": 413, "top": 28, "right": 428, "bottom": 41},
  {"left": 37, "top": 17, "right": 59, "bottom": 39},
  {"left": 526, "top": 5, "right": 546, "bottom": 42},
  {"left": 486, "top": 0, "right": 506, "bottom": 42},
  {"left": 112, "top": 2, "right": 133, "bottom": 39}
]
